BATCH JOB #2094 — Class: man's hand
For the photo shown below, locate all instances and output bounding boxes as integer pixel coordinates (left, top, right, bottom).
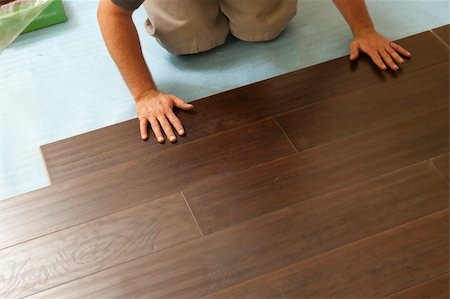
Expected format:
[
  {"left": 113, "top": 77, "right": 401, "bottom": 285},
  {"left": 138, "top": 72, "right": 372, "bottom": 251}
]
[
  {"left": 350, "top": 29, "right": 411, "bottom": 71},
  {"left": 98, "top": 2, "right": 191, "bottom": 143},
  {"left": 332, "top": 0, "right": 411, "bottom": 71},
  {"left": 136, "top": 90, "right": 194, "bottom": 143}
]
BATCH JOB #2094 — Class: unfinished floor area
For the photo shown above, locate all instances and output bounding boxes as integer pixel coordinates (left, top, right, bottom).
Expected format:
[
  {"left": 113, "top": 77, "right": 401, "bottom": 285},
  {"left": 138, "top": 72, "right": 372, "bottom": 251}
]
[{"left": 0, "top": 27, "right": 449, "bottom": 298}]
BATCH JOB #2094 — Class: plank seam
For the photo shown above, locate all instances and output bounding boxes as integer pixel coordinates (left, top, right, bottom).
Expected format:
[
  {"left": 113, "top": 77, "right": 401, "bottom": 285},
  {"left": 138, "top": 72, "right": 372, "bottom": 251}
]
[
  {"left": 429, "top": 156, "right": 450, "bottom": 186},
  {"left": 272, "top": 104, "right": 450, "bottom": 162},
  {"left": 381, "top": 272, "right": 450, "bottom": 298},
  {"left": 201, "top": 209, "right": 450, "bottom": 298},
  {"left": 274, "top": 118, "right": 299, "bottom": 152},
  {"left": 430, "top": 29, "right": 450, "bottom": 50},
  {"left": 272, "top": 61, "right": 450, "bottom": 124},
  {"left": 181, "top": 191, "right": 204, "bottom": 237},
  {"left": 199, "top": 156, "right": 449, "bottom": 237}
]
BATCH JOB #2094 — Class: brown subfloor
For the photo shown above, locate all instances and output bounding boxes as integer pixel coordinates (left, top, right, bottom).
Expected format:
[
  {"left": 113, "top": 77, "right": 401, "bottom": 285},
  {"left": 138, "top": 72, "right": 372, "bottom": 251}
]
[{"left": 1, "top": 26, "right": 449, "bottom": 299}]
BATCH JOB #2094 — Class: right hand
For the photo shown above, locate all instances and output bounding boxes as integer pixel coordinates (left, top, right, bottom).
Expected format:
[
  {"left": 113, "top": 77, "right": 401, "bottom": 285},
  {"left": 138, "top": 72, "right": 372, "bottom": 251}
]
[{"left": 136, "top": 90, "right": 194, "bottom": 143}]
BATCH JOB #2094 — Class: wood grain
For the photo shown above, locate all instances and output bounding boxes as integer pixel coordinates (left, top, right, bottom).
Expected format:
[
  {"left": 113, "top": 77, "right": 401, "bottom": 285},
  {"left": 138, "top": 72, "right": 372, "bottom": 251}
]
[
  {"left": 185, "top": 107, "right": 449, "bottom": 234},
  {"left": 275, "top": 62, "right": 448, "bottom": 151},
  {"left": 0, "top": 119, "right": 295, "bottom": 249},
  {"left": 431, "top": 153, "right": 449, "bottom": 183},
  {"left": 385, "top": 273, "right": 449, "bottom": 299},
  {"left": 40, "top": 31, "right": 450, "bottom": 183},
  {"left": 205, "top": 210, "right": 449, "bottom": 299},
  {"left": 0, "top": 193, "right": 199, "bottom": 299},
  {"left": 432, "top": 25, "right": 450, "bottom": 46},
  {"left": 28, "top": 161, "right": 449, "bottom": 299},
  {"left": 3, "top": 30, "right": 448, "bottom": 297}
]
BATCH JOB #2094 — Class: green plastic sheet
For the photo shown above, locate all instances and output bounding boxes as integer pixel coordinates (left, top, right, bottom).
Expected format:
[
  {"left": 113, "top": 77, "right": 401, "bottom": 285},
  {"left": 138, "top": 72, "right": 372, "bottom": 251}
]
[{"left": 0, "top": 0, "right": 51, "bottom": 51}]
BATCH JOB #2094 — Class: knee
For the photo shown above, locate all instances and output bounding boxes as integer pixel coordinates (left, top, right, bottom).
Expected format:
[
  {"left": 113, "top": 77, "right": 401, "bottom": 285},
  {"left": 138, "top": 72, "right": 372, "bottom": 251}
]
[
  {"left": 143, "top": 1, "right": 230, "bottom": 55},
  {"left": 223, "top": 0, "right": 297, "bottom": 42}
]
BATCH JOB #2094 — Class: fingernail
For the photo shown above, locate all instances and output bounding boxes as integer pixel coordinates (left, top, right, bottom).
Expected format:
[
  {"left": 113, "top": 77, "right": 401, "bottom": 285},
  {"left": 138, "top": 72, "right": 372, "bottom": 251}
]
[
  {"left": 179, "top": 130, "right": 185, "bottom": 135},
  {"left": 382, "top": 65, "right": 387, "bottom": 70},
  {"left": 170, "top": 136, "right": 176, "bottom": 142},
  {"left": 394, "top": 65, "right": 399, "bottom": 70},
  {"left": 158, "top": 137, "right": 164, "bottom": 143}
]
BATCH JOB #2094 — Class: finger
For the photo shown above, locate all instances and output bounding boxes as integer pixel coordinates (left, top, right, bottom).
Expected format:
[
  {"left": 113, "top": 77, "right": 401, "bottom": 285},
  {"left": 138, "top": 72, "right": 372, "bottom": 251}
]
[
  {"left": 157, "top": 116, "right": 177, "bottom": 142},
  {"left": 149, "top": 116, "right": 165, "bottom": 143},
  {"left": 173, "top": 96, "right": 194, "bottom": 110},
  {"left": 367, "top": 50, "right": 387, "bottom": 70},
  {"left": 385, "top": 45, "right": 405, "bottom": 64},
  {"left": 379, "top": 48, "right": 399, "bottom": 70},
  {"left": 166, "top": 110, "right": 185, "bottom": 136},
  {"left": 139, "top": 118, "right": 149, "bottom": 141},
  {"left": 349, "top": 41, "right": 359, "bottom": 61},
  {"left": 389, "top": 42, "right": 411, "bottom": 57}
]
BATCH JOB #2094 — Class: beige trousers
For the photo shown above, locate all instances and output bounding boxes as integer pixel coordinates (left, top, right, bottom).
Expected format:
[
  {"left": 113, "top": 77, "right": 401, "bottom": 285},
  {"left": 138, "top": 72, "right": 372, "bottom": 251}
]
[{"left": 142, "top": 0, "right": 297, "bottom": 55}]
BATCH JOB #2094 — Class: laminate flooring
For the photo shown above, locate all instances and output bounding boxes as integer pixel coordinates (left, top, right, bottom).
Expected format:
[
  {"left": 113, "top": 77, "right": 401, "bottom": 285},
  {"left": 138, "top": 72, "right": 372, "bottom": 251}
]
[
  {"left": 41, "top": 30, "right": 449, "bottom": 183},
  {"left": 432, "top": 24, "right": 450, "bottom": 47},
  {"left": 1, "top": 28, "right": 448, "bottom": 298}
]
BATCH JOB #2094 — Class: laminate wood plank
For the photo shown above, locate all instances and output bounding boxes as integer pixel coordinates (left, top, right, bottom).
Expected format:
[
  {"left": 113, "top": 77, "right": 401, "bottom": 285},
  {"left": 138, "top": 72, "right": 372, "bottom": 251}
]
[
  {"left": 385, "top": 273, "right": 449, "bottom": 299},
  {"left": 275, "top": 62, "right": 448, "bottom": 151},
  {"left": 40, "top": 31, "right": 449, "bottom": 184},
  {"left": 432, "top": 25, "right": 450, "bottom": 46},
  {"left": 205, "top": 210, "right": 449, "bottom": 299},
  {"left": 185, "top": 107, "right": 449, "bottom": 234},
  {"left": 0, "top": 193, "right": 199, "bottom": 299},
  {"left": 28, "top": 162, "right": 449, "bottom": 299},
  {"left": 0, "top": 119, "right": 295, "bottom": 249},
  {"left": 431, "top": 153, "right": 449, "bottom": 183}
]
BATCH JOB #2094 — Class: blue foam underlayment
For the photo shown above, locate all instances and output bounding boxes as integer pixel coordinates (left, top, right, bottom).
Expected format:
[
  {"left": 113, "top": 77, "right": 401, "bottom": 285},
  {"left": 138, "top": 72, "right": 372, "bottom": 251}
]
[{"left": 0, "top": 0, "right": 448, "bottom": 200}]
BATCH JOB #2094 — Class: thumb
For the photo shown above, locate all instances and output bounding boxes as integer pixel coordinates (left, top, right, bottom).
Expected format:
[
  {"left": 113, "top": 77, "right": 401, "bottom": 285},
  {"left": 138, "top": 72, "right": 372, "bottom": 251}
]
[
  {"left": 173, "top": 96, "right": 194, "bottom": 110},
  {"left": 349, "top": 41, "right": 359, "bottom": 61}
]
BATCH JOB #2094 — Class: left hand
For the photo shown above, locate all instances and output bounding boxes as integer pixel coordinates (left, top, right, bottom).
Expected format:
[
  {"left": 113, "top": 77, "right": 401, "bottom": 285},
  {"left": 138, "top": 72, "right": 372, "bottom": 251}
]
[{"left": 350, "top": 28, "right": 411, "bottom": 71}]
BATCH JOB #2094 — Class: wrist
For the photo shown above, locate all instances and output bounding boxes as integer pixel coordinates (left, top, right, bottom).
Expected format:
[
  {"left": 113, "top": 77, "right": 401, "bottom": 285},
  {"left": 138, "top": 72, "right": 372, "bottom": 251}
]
[
  {"left": 135, "top": 89, "right": 159, "bottom": 102},
  {"left": 353, "top": 26, "right": 376, "bottom": 37}
]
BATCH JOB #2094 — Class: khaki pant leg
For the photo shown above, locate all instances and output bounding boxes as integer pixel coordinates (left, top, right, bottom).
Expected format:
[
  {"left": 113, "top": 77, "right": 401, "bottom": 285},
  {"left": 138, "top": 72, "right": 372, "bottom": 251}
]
[
  {"left": 219, "top": 0, "right": 297, "bottom": 42},
  {"left": 142, "top": 0, "right": 230, "bottom": 55}
]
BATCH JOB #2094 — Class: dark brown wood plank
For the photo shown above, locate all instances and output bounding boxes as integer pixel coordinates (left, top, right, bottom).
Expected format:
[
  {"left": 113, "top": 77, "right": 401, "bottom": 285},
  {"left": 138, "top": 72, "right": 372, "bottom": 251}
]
[
  {"left": 432, "top": 25, "right": 450, "bottom": 46},
  {"left": 0, "top": 193, "right": 199, "bottom": 299},
  {"left": 275, "top": 62, "right": 448, "bottom": 151},
  {"left": 431, "top": 153, "right": 449, "bottom": 183},
  {"left": 205, "top": 210, "right": 449, "bottom": 299},
  {"left": 28, "top": 161, "right": 449, "bottom": 299},
  {"left": 385, "top": 273, "right": 449, "bottom": 299},
  {"left": 41, "top": 31, "right": 449, "bottom": 184},
  {"left": 185, "top": 107, "right": 449, "bottom": 234},
  {"left": 0, "top": 119, "right": 295, "bottom": 249}
]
